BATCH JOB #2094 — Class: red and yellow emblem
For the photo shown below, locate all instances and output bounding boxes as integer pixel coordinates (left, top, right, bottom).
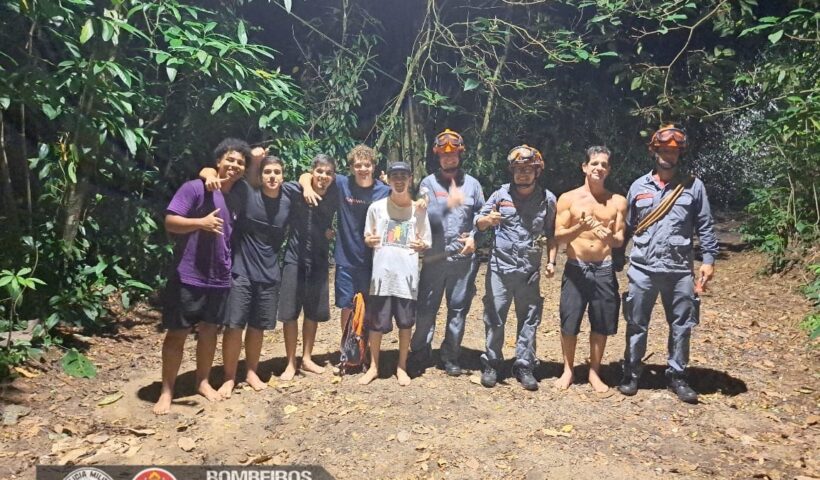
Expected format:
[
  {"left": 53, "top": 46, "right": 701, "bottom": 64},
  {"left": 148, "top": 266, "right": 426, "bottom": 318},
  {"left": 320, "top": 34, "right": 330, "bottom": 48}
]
[{"left": 132, "top": 468, "right": 176, "bottom": 480}]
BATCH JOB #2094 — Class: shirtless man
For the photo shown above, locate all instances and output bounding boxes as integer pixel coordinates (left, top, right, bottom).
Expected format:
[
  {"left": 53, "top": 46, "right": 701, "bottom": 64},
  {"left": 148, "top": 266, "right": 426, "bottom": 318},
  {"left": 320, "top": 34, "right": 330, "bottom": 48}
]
[{"left": 553, "top": 146, "right": 626, "bottom": 393}]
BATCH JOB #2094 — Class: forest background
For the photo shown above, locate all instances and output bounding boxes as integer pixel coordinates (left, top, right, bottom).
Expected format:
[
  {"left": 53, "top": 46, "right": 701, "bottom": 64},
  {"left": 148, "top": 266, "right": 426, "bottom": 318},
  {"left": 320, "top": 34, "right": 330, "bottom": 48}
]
[{"left": 0, "top": 0, "right": 817, "bottom": 377}]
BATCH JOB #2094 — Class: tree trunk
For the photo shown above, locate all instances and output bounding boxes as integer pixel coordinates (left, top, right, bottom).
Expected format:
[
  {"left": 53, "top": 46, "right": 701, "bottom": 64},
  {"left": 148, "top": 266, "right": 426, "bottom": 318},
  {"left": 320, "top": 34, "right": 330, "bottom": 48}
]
[
  {"left": 475, "top": 31, "right": 511, "bottom": 162},
  {"left": 0, "top": 110, "right": 20, "bottom": 229},
  {"left": 59, "top": 167, "right": 91, "bottom": 246}
]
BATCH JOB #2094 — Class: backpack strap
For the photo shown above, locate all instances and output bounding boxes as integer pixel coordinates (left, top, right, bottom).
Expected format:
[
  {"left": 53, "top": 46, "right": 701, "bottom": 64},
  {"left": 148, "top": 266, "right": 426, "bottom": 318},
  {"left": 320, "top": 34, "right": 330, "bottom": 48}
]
[{"left": 634, "top": 175, "right": 695, "bottom": 236}]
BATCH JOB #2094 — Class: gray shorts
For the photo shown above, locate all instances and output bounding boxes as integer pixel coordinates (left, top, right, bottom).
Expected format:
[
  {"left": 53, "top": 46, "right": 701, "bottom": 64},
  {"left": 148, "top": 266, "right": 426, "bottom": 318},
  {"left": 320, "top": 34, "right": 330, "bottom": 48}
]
[
  {"left": 223, "top": 273, "right": 279, "bottom": 330},
  {"left": 559, "top": 259, "right": 620, "bottom": 336},
  {"left": 366, "top": 295, "right": 416, "bottom": 333}
]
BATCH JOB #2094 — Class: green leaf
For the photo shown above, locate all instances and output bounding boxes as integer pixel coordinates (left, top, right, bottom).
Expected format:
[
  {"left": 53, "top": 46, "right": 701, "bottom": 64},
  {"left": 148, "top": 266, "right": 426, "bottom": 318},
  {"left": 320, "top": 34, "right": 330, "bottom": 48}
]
[
  {"left": 125, "top": 279, "right": 152, "bottom": 291},
  {"left": 283, "top": 0, "right": 292, "bottom": 13},
  {"left": 237, "top": 21, "right": 247, "bottom": 46},
  {"left": 630, "top": 76, "right": 643, "bottom": 91},
  {"left": 121, "top": 128, "right": 137, "bottom": 155},
  {"left": 0, "top": 276, "right": 12, "bottom": 288},
  {"left": 67, "top": 162, "right": 77, "bottom": 183},
  {"left": 61, "top": 349, "right": 97, "bottom": 378},
  {"left": 574, "top": 48, "right": 589, "bottom": 60},
  {"left": 42, "top": 104, "right": 59, "bottom": 120},
  {"left": 101, "top": 20, "right": 113, "bottom": 41},
  {"left": 768, "top": 30, "right": 784, "bottom": 44},
  {"left": 210, "top": 94, "right": 229, "bottom": 114},
  {"left": 166, "top": 66, "right": 178, "bottom": 82},
  {"left": 0, "top": 96, "right": 9, "bottom": 110},
  {"left": 80, "top": 19, "right": 94, "bottom": 44},
  {"left": 463, "top": 78, "right": 480, "bottom": 91}
]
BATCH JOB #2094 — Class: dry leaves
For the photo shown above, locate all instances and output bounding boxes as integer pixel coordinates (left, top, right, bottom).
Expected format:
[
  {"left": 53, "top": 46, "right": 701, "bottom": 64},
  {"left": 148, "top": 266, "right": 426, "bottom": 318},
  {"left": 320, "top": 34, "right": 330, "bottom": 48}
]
[{"left": 178, "top": 437, "right": 196, "bottom": 452}]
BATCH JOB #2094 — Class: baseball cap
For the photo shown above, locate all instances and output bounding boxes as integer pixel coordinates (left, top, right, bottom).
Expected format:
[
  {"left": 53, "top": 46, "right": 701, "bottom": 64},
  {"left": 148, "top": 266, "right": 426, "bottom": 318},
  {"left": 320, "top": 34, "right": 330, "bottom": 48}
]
[{"left": 387, "top": 162, "right": 412, "bottom": 176}]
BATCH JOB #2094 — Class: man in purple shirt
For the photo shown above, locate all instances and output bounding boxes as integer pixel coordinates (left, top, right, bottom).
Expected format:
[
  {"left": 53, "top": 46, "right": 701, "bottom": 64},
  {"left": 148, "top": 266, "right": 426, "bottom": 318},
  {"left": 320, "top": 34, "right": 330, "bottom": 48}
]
[{"left": 153, "top": 138, "right": 249, "bottom": 415}]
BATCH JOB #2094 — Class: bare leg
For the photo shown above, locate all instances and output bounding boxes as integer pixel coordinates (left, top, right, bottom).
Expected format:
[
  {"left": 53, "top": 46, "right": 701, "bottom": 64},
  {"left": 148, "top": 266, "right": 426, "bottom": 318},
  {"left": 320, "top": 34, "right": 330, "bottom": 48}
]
[
  {"left": 588, "top": 332, "right": 609, "bottom": 393},
  {"left": 195, "top": 322, "right": 223, "bottom": 402},
  {"left": 359, "top": 331, "right": 382, "bottom": 385},
  {"left": 217, "top": 328, "right": 243, "bottom": 398},
  {"left": 396, "top": 328, "right": 411, "bottom": 386},
  {"left": 301, "top": 319, "right": 325, "bottom": 374},
  {"left": 555, "top": 334, "right": 577, "bottom": 390},
  {"left": 244, "top": 327, "right": 267, "bottom": 391},
  {"left": 280, "top": 321, "right": 298, "bottom": 380},
  {"left": 153, "top": 329, "right": 188, "bottom": 415}
]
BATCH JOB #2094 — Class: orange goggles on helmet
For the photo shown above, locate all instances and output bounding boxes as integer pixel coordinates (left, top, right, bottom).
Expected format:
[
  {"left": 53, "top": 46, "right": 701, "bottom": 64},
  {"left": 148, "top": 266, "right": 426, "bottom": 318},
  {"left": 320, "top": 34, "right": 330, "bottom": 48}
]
[
  {"left": 649, "top": 127, "right": 688, "bottom": 150},
  {"left": 432, "top": 129, "right": 465, "bottom": 153},
  {"left": 507, "top": 144, "right": 544, "bottom": 169}
]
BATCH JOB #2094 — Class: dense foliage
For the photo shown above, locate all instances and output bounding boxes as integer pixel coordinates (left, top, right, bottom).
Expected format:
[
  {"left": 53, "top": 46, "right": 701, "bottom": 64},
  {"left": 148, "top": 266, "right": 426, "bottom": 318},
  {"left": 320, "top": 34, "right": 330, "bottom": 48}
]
[{"left": 0, "top": 0, "right": 817, "bottom": 375}]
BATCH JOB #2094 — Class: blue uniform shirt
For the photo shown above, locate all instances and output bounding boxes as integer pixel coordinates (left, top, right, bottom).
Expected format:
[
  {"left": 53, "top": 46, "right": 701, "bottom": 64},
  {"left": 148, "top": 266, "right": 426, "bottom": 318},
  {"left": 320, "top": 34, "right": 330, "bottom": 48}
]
[
  {"left": 626, "top": 172, "right": 718, "bottom": 273},
  {"left": 419, "top": 171, "right": 485, "bottom": 264},
  {"left": 476, "top": 184, "right": 557, "bottom": 275}
]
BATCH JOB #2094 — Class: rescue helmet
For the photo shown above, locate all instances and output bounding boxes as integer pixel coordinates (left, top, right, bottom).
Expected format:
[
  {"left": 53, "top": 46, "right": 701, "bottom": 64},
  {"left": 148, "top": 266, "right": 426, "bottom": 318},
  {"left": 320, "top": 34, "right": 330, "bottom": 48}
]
[
  {"left": 648, "top": 125, "right": 688, "bottom": 152},
  {"left": 432, "top": 128, "right": 466, "bottom": 154},
  {"left": 507, "top": 144, "right": 544, "bottom": 174}
]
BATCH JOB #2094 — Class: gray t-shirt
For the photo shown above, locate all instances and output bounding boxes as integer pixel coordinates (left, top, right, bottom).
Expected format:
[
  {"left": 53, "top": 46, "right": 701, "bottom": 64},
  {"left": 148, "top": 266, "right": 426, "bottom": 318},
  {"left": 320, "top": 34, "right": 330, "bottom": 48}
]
[{"left": 364, "top": 198, "right": 432, "bottom": 300}]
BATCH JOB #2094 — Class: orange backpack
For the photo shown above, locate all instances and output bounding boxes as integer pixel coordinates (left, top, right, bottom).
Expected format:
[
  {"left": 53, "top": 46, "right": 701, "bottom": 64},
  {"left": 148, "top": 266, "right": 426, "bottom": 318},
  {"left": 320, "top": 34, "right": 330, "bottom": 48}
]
[{"left": 339, "top": 292, "right": 367, "bottom": 373}]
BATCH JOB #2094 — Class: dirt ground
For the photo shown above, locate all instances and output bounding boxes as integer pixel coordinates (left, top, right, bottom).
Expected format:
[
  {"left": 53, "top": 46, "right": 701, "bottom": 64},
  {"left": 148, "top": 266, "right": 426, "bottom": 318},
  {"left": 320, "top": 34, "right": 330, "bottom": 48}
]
[{"left": 2, "top": 220, "right": 819, "bottom": 479}]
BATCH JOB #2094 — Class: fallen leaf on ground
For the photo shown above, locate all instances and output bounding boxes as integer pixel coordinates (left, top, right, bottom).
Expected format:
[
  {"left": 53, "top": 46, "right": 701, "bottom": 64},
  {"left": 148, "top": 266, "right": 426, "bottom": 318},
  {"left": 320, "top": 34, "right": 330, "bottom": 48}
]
[
  {"left": 58, "top": 448, "right": 90, "bottom": 465},
  {"left": 561, "top": 424, "right": 574, "bottom": 433},
  {"left": 178, "top": 437, "right": 196, "bottom": 452},
  {"left": 14, "top": 367, "right": 38, "bottom": 378},
  {"left": 469, "top": 375, "right": 482, "bottom": 385},
  {"left": 126, "top": 428, "right": 155, "bottom": 436},
  {"left": 97, "top": 392, "right": 124, "bottom": 406},
  {"left": 283, "top": 405, "right": 298, "bottom": 415}
]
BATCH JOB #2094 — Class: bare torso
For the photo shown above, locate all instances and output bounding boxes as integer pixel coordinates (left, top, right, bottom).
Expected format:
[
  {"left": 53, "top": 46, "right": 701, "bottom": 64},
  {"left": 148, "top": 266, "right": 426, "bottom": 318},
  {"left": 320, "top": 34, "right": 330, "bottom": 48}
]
[{"left": 560, "top": 187, "right": 624, "bottom": 262}]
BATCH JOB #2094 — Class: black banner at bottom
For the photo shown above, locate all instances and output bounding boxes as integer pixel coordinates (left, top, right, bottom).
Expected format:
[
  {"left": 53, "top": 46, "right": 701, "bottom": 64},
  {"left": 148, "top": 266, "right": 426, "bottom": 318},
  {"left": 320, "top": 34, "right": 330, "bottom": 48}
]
[{"left": 37, "top": 465, "right": 335, "bottom": 480}]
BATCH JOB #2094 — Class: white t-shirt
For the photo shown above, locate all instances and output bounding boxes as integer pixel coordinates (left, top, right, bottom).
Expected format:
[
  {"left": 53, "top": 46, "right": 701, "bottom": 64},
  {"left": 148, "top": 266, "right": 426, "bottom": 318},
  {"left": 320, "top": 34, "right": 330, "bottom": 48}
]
[{"left": 364, "top": 197, "right": 432, "bottom": 300}]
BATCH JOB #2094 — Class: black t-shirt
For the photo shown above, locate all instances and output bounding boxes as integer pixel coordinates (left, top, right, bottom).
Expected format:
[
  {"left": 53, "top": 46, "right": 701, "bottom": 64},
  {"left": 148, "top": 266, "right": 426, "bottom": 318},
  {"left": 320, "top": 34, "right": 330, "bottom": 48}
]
[
  {"left": 283, "top": 181, "right": 339, "bottom": 270},
  {"left": 230, "top": 179, "right": 297, "bottom": 284}
]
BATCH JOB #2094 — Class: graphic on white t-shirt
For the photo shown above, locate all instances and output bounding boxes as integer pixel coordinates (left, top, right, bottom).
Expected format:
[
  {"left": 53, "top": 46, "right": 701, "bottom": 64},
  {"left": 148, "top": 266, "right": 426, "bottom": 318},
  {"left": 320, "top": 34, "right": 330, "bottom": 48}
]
[{"left": 382, "top": 219, "right": 413, "bottom": 247}]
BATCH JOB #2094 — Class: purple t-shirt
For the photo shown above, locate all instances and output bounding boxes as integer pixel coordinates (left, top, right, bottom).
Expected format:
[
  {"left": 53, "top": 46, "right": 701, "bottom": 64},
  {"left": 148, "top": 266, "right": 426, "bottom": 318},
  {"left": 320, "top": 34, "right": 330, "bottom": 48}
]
[{"left": 166, "top": 179, "right": 233, "bottom": 288}]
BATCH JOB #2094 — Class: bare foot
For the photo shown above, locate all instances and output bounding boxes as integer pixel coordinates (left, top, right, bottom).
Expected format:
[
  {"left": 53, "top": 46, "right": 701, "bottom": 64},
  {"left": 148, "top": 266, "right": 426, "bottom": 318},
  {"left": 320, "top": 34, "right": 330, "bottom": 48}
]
[
  {"left": 152, "top": 392, "right": 173, "bottom": 415},
  {"left": 280, "top": 363, "right": 297, "bottom": 381},
  {"left": 554, "top": 369, "right": 574, "bottom": 390},
  {"left": 302, "top": 358, "right": 326, "bottom": 374},
  {"left": 588, "top": 368, "right": 610, "bottom": 393},
  {"left": 396, "top": 368, "right": 411, "bottom": 386},
  {"left": 197, "top": 380, "right": 223, "bottom": 402},
  {"left": 217, "top": 379, "right": 235, "bottom": 399},
  {"left": 358, "top": 367, "right": 379, "bottom": 385},
  {"left": 246, "top": 371, "right": 268, "bottom": 391}
]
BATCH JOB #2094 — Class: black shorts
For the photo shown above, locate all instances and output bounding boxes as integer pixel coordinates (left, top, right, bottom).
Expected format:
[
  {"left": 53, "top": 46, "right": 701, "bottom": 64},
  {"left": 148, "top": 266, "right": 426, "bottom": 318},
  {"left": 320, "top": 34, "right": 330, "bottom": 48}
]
[
  {"left": 161, "top": 275, "right": 229, "bottom": 330},
  {"left": 365, "top": 295, "right": 416, "bottom": 333},
  {"left": 223, "top": 273, "right": 279, "bottom": 330},
  {"left": 278, "top": 263, "right": 330, "bottom": 322},
  {"left": 559, "top": 259, "right": 620, "bottom": 336}
]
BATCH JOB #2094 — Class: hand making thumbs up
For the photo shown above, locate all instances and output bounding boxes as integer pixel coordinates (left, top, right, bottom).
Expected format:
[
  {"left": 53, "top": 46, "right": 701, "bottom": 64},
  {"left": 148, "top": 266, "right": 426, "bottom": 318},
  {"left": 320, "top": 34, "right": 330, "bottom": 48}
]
[{"left": 200, "top": 208, "right": 224, "bottom": 235}]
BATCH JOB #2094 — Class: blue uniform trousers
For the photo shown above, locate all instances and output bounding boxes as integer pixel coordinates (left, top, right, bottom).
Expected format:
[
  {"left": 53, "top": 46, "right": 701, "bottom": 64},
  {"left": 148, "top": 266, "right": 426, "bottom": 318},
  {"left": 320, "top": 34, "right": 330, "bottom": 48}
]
[
  {"left": 622, "top": 265, "right": 701, "bottom": 379},
  {"left": 481, "top": 269, "right": 543, "bottom": 369},
  {"left": 411, "top": 258, "right": 478, "bottom": 365}
]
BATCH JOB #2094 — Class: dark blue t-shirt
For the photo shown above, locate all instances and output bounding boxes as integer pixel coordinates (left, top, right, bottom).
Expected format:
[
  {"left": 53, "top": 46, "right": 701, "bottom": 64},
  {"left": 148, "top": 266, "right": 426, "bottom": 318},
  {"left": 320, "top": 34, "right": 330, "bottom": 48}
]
[
  {"left": 284, "top": 181, "right": 339, "bottom": 269},
  {"left": 333, "top": 174, "right": 390, "bottom": 269},
  {"left": 231, "top": 180, "right": 298, "bottom": 284}
]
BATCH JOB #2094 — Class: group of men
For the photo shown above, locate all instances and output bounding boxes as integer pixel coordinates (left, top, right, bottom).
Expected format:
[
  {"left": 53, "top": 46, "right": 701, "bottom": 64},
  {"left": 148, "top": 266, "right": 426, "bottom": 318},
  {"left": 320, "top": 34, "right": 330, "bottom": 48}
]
[{"left": 153, "top": 125, "right": 717, "bottom": 415}]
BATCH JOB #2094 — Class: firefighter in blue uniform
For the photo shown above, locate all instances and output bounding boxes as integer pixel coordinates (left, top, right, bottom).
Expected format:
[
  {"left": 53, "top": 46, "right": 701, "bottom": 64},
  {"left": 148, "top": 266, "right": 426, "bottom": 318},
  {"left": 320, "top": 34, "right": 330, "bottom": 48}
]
[
  {"left": 475, "top": 145, "right": 557, "bottom": 391},
  {"left": 410, "top": 129, "right": 486, "bottom": 376},
  {"left": 618, "top": 125, "right": 718, "bottom": 403}
]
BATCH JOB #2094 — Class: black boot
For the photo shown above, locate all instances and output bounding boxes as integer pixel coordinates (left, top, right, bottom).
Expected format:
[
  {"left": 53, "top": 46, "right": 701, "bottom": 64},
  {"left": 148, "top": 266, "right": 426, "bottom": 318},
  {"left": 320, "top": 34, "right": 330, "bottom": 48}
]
[
  {"left": 515, "top": 366, "right": 539, "bottom": 391},
  {"left": 618, "top": 373, "right": 639, "bottom": 396},
  {"left": 668, "top": 376, "right": 698, "bottom": 404},
  {"left": 443, "top": 361, "right": 462, "bottom": 377},
  {"left": 480, "top": 366, "right": 497, "bottom": 388}
]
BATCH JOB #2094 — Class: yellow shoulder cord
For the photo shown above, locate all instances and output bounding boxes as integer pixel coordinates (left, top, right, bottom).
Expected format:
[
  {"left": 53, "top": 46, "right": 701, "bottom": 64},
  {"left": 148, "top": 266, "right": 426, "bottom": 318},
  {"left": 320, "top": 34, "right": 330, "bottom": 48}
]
[{"left": 634, "top": 176, "right": 694, "bottom": 236}]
